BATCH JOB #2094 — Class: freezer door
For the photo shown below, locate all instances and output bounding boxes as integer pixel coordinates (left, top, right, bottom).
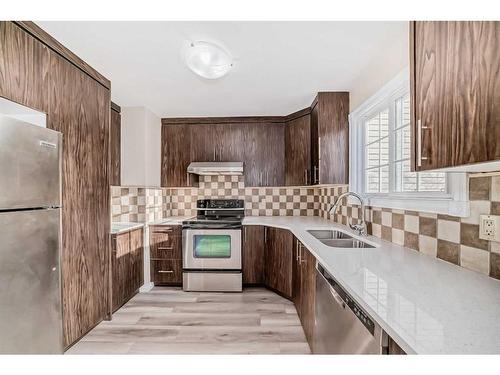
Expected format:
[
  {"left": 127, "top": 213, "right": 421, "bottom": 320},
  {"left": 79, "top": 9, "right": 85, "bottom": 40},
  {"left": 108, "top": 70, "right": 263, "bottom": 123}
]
[
  {"left": 0, "top": 115, "right": 61, "bottom": 210},
  {"left": 0, "top": 209, "right": 62, "bottom": 354}
]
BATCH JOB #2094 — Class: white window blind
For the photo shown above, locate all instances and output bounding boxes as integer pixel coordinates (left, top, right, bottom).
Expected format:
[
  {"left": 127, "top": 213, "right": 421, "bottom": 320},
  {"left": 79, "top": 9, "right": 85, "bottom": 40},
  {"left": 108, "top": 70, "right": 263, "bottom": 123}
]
[{"left": 363, "top": 93, "right": 446, "bottom": 194}]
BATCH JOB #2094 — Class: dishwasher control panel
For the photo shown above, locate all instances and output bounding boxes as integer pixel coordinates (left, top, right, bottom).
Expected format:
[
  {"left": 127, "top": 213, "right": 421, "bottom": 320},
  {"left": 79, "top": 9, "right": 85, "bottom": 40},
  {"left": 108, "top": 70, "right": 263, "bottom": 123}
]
[{"left": 318, "top": 264, "right": 375, "bottom": 335}]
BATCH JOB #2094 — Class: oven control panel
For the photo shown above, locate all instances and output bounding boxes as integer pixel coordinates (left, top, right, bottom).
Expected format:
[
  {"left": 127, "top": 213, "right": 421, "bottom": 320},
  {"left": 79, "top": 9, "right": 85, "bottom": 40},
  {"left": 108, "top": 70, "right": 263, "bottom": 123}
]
[{"left": 197, "top": 199, "right": 244, "bottom": 209}]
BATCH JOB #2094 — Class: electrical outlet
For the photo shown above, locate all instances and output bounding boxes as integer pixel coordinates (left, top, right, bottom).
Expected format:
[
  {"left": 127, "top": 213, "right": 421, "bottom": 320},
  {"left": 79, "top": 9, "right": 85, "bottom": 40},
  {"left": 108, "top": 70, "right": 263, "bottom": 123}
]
[{"left": 479, "top": 215, "right": 500, "bottom": 242}]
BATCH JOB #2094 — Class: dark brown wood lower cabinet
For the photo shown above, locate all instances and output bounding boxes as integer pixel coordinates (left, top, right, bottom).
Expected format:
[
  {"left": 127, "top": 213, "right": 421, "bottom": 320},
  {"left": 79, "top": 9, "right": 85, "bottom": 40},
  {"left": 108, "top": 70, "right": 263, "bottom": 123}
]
[
  {"left": 151, "top": 260, "right": 183, "bottom": 284},
  {"left": 299, "top": 244, "right": 316, "bottom": 345},
  {"left": 264, "top": 227, "right": 293, "bottom": 298},
  {"left": 292, "top": 238, "right": 302, "bottom": 308},
  {"left": 150, "top": 225, "right": 183, "bottom": 285},
  {"left": 388, "top": 337, "right": 406, "bottom": 355},
  {"left": 291, "top": 237, "right": 316, "bottom": 346},
  {"left": 112, "top": 228, "right": 144, "bottom": 312},
  {"left": 242, "top": 225, "right": 265, "bottom": 284}
]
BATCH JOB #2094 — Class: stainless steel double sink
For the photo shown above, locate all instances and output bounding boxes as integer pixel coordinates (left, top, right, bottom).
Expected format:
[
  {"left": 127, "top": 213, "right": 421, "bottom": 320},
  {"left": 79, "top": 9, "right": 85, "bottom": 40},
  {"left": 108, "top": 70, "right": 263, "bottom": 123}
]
[{"left": 307, "top": 229, "right": 375, "bottom": 249}]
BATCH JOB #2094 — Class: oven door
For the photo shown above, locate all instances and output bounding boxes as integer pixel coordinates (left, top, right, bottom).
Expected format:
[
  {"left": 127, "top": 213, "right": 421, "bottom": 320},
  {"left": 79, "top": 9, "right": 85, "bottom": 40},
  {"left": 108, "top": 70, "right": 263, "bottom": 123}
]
[{"left": 183, "top": 229, "right": 242, "bottom": 270}]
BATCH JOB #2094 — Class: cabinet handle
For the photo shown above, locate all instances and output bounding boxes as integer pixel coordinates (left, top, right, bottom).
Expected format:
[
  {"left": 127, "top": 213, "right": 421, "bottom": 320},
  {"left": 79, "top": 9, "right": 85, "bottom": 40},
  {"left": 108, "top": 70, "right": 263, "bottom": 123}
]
[
  {"left": 213, "top": 147, "right": 216, "bottom": 161},
  {"left": 299, "top": 243, "right": 306, "bottom": 264},
  {"left": 158, "top": 270, "right": 174, "bottom": 274},
  {"left": 313, "top": 166, "right": 319, "bottom": 184},
  {"left": 417, "top": 119, "right": 430, "bottom": 167},
  {"left": 158, "top": 246, "right": 173, "bottom": 250},
  {"left": 153, "top": 228, "right": 173, "bottom": 233},
  {"left": 186, "top": 172, "right": 190, "bottom": 186},
  {"left": 296, "top": 241, "right": 301, "bottom": 262},
  {"left": 304, "top": 169, "right": 308, "bottom": 185},
  {"left": 264, "top": 227, "right": 267, "bottom": 243}
]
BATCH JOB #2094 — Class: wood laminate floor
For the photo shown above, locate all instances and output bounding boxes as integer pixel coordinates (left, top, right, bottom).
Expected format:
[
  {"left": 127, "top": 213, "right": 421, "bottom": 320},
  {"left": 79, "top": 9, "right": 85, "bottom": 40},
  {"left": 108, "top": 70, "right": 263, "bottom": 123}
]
[{"left": 66, "top": 287, "right": 311, "bottom": 354}]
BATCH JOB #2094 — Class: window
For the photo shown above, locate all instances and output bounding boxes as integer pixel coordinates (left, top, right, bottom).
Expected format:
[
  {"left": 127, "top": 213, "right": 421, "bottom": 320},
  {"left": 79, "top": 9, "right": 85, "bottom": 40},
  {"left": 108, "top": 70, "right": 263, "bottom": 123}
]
[
  {"left": 349, "top": 68, "right": 469, "bottom": 217},
  {"left": 363, "top": 93, "right": 446, "bottom": 195}
]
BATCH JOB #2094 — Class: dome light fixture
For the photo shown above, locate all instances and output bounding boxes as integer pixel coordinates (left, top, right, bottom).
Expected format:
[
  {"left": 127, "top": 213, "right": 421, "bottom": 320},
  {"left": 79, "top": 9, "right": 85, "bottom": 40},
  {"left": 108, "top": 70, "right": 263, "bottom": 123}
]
[{"left": 185, "top": 41, "right": 233, "bottom": 80}]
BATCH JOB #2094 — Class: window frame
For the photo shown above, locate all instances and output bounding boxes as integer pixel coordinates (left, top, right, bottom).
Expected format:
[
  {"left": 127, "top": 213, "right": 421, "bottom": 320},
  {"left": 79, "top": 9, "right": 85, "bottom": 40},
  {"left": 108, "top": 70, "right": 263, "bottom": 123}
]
[{"left": 349, "top": 68, "right": 469, "bottom": 217}]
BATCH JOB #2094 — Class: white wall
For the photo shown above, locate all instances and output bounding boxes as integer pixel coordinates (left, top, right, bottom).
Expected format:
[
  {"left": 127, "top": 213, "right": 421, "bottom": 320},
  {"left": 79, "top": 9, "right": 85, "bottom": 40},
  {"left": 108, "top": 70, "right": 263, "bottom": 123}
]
[
  {"left": 349, "top": 23, "right": 409, "bottom": 112},
  {"left": 121, "top": 106, "right": 161, "bottom": 187}
]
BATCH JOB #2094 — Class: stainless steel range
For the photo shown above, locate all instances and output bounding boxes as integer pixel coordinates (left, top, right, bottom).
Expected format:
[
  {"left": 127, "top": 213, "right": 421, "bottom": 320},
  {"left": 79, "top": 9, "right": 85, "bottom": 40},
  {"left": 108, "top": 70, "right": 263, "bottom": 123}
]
[{"left": 182, "top": 199, "right": 244, "bottom": 292}]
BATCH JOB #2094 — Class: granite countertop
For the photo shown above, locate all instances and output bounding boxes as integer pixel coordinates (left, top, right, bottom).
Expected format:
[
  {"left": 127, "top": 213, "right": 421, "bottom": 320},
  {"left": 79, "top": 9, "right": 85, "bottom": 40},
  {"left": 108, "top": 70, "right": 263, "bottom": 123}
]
[
  {"left": 110, "top": 222, "right": 145, "bottom": 234},
  {"left": 242, "top": 216, "right": 500, "bottom": 354}
]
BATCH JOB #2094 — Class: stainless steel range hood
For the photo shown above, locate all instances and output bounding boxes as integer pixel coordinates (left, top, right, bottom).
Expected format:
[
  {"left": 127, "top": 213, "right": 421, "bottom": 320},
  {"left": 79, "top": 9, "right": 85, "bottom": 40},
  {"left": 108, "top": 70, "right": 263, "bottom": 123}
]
[{"left": 187, "top": 162, "right": 243, "bottom": 176}]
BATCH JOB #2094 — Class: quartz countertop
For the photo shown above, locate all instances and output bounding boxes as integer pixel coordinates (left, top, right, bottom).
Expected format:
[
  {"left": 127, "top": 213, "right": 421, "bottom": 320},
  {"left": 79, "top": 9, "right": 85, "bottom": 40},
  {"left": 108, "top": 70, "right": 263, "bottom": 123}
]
[
  {"left": 242, "top": 216, "right": 500, "bottom": 354},
  {"left": 110, "top": 222, "right": 145, "bottom": 234}
]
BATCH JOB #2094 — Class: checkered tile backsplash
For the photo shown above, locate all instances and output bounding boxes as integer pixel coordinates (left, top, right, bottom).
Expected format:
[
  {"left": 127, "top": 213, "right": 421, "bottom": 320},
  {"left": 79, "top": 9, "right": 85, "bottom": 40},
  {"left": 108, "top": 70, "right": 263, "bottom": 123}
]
[
  {"left": 317, "top": 176, "right": 500, "bottom": 280},
  {"left": 168, "top": 175, "right": 318, "bottom": 217},
  {"left": 111, "top": 174, "right": 500, "bottom": 280}
]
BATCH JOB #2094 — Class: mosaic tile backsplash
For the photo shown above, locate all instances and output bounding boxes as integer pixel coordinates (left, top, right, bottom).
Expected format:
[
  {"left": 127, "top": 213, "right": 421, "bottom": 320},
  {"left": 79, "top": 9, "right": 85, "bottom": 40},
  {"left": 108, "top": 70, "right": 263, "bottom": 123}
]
[{"left": 111, "top": 174, "right": 500, "bottom": 280}]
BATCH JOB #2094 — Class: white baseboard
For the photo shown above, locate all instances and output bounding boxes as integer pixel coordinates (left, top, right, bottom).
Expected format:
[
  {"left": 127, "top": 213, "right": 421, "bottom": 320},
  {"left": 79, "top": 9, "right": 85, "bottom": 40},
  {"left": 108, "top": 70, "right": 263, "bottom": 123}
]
[{"left": 139, "top": 282, "right": 154, "bottom": 293}]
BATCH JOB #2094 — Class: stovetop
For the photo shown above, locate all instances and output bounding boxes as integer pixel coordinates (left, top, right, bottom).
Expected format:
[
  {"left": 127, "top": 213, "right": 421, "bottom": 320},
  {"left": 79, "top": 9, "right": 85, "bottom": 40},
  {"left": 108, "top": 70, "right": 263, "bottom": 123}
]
[{"left": 182, "top": 199, "right": 245, "bottom": 229}]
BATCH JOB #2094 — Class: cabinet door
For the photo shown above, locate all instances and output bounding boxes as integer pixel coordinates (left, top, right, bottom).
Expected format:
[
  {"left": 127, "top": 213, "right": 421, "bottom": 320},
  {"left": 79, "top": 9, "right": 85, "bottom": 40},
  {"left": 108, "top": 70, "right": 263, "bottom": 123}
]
[
  {"left": 285, "top": 115, "right": 311, "bottom": 186},
  {"left": 317, "top": 92, "right": 349, "bottom": 184},
  {"left": 264, "top": 227, "right": 293, "bottom": 298},
  {"left": 299, "top": 245, "right": 316, "bottom": 345},
  {"left": 112, "top": 232, "right": 130, "bottom": 312},
  {"left": 110, "top": 108, "right": 121, "bottom": 186},
  {"left": 161, "top": 124, "right": 192, "bottom": 187},
  {"left": 242, "top": 225, "right": 265, "bottom": 284},
  {"left": 129, "top": 228, "right": 144, "bottom": 293},
  {"left": 244, "top": 123, "right": 285, "bottom": 187},
  {"left": 190, "top": 124, "right": 216, "bottom": 162},
  {"left": 310, "top": 103, "right": 320, "bottom": 185},
  {"left": 217, "top": 123, "right": 246, "bottom": 163},
  {"left": 0, "top": 22, "right": 51, "bottom": 113},
  {"left": 149, "top": 225, "right": 182, "bottom": 260},
  {"left": 412, "top": 21, "right": 500, "bottom": 170},
  {"left": 292, "top": 238, "right": 302, "bottom": 313},
  {"left": 49, "top": 52, "right": 111, "bottom": 347},
  {"left": 388, "top": 337, "right": 406, "bottom": 355}
]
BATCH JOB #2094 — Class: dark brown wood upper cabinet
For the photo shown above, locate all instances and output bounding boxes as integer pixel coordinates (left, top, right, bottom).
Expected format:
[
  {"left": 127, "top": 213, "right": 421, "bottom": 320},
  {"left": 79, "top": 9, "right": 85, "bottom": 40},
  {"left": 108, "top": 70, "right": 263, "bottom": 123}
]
[
  {"left": 110, "top": 103, "right": 121, "bottom": 186},
  {"left": 161, "top": 119, "right": 285, "bottom": 187},
  {"left": 264, "top": 227, "right": 293, "bottom": 298},
  {"left": 161, "top": 124, "right": 193, "bottom": 187},
  {"left": 242, "top": 225, "right": 266, "bottom": 284},
  {"left": 245, "top": 122, "right": 285, "bottom": 187},
  {"left": 285, "top": 112, "right": 311, "bottom": 186},
  {"left": 411, "top": 21, "right": 500, "bottom": 171},
  {"left": 311, "top": 92, "right": 349, "bottom": 184},
  {"left": 160, "top": 93, "right": 348, "bottom": 188}
]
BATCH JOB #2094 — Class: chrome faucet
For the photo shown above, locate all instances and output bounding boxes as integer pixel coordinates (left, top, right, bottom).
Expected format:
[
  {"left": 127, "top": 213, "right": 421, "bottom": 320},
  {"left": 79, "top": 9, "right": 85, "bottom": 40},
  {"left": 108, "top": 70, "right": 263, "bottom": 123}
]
[{"left": 328, "top": 192, "right": 367, "bottom": 236}]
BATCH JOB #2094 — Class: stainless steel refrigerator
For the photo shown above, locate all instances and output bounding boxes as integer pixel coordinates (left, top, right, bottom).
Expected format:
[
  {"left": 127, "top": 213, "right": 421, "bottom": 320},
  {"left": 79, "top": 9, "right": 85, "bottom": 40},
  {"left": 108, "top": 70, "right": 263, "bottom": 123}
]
[{"left": 0, "top": 115, "right": 63, "bottom": 354}]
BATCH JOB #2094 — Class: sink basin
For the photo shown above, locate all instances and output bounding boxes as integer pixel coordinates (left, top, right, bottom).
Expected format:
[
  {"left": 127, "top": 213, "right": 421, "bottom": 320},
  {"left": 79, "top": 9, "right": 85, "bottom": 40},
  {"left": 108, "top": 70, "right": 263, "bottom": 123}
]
[
  {"left": 307, "top": 229, "right": 352, "bottom": 240},
  {"left": 320, "top": 238, "right": 375, "bottom": 248}
]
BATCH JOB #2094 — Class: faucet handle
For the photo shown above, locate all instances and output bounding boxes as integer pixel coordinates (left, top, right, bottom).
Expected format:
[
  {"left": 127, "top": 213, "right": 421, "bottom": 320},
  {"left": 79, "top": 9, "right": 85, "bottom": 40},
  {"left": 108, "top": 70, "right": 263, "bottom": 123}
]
[{"left": 349, "top": 222, "right": 367, "bottom": 236}]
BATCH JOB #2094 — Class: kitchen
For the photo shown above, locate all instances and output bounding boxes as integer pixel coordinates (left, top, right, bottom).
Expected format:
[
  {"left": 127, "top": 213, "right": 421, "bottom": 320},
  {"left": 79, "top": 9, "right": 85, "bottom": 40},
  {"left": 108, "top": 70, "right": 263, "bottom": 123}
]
[{"left": 1, "top": 2, "right": 500, "bottom": 371}]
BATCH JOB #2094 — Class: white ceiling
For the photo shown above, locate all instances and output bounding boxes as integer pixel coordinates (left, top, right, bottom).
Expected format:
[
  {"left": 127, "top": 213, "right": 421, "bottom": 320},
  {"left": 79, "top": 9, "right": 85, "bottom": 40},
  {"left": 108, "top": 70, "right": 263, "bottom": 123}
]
[{"left": 37, "top": 21, "right": 407, "bottom": 118}]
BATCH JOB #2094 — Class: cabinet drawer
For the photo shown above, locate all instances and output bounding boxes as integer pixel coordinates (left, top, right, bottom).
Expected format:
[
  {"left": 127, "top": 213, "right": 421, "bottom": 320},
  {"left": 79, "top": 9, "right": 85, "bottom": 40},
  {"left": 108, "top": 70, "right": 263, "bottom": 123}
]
[
  {"left": 150, "top": 225, "right": 182, "bottom": 259},
  {"left": 151, "top": 259, "right": 182, "bottom": 284}
]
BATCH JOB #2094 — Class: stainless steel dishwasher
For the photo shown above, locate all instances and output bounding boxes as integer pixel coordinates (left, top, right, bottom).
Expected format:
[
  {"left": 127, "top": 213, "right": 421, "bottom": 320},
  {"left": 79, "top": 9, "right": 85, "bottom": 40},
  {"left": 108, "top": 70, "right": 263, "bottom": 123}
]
[{"left": 314, "top": 263, "right": 387, "bottom": 354}]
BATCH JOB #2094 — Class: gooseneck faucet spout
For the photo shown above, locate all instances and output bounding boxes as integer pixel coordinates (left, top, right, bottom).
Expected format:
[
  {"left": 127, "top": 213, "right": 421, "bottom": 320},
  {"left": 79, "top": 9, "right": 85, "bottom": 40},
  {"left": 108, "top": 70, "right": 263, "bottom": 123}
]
[{"left": 328, "top": 191, "right": 367, "bottom": 236}]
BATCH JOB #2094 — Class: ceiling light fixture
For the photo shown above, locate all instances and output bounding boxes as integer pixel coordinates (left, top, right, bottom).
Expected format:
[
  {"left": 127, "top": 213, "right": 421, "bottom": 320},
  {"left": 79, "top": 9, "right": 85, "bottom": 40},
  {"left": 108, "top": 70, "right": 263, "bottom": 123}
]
[{"left": 185, "top": 41, "right": 233, "bottom": 80}]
